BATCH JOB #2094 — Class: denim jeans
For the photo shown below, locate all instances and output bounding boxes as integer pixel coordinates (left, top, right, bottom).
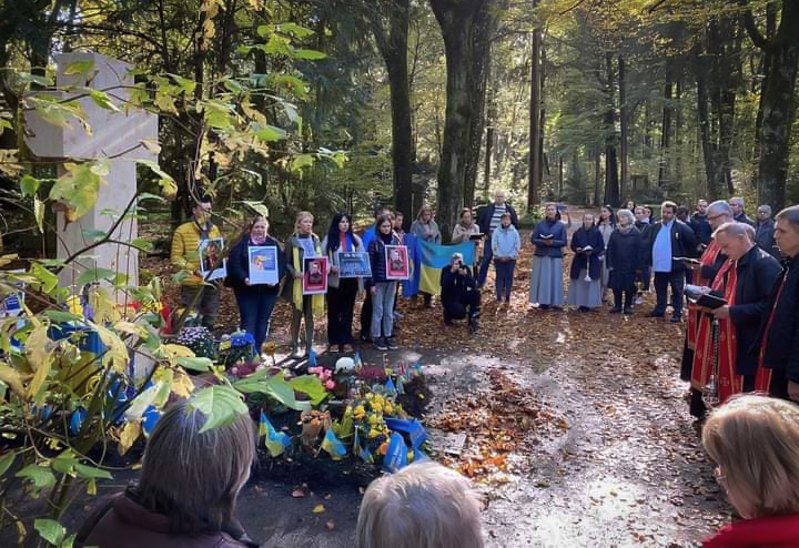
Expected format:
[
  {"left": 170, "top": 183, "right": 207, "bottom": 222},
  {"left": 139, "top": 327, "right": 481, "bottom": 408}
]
[
  {"left": 494, "top": 259, "right": 516, "bottom": 302},
  {"left": 371, "top": 282, "right": 397, "bottom": 339},
  {"left": 234, "top": 288, "right": 278, "bottom": 352}
]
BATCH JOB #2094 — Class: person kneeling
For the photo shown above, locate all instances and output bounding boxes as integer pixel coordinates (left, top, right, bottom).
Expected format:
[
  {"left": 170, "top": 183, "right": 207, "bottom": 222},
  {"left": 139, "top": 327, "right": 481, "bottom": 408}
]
[
  {"left": 356, "top": 461, "right": 484, "bottom": 548},
  {"left": 440, "top": 252, "right": 481, "bottom": 333}
]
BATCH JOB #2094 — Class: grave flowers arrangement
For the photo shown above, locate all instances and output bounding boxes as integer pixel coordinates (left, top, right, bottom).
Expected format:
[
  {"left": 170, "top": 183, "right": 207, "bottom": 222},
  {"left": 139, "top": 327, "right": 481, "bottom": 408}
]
[
  {"left": 175, "top": 326, "right": 217, "bottom": 359},
  {"left": 219, "top": 330, "right": 255, "bottom": 367}
]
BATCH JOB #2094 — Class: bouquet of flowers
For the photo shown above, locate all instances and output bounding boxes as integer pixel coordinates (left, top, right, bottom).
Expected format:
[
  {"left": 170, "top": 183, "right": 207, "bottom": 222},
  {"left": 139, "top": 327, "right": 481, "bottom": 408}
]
[
  {"left": 219, "top": 330, "right": 256, "bottom": 368},
  {"left": 175, "top": 326, "right": 217, "bottom": 359}
]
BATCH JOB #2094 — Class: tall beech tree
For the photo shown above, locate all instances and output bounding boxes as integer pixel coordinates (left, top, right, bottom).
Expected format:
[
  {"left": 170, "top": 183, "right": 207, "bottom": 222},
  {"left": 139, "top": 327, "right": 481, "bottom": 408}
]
[
  {"left": 743, "top": 0, "right": 799, "bottom": 210},
  {"left": 430, "top": 0, "right": 496, "bottom": 239},
  {"left": 368, "top": 0, "right": 414, "bottom": 227}
]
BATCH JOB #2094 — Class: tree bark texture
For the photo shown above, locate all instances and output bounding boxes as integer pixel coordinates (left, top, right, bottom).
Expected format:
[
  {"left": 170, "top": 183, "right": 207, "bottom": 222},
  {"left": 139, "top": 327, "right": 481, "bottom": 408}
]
[
  {"left": 744, "top": 0, "right": 799, "bottom": 210},
  {"left": 430, "top": 0, "right": 494, "bottom": 239},
  {"left": 618, "top": 55, "right": 629, "bottom": 201},
  {"left": 527, "top": 4, "right": 543, "bottom": 209},
  {"left": 371, "top": 0, "right": 414, "bottom": 227},
  {"left": 604, "top": 52, "right": 619, "bottom": 206},
  {"left": 658, "top": 62, "right": 673, "bottom": 190}
]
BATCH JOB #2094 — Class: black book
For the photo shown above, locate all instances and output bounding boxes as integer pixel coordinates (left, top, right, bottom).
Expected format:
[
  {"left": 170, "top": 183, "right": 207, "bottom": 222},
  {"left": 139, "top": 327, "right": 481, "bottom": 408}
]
[{"left": 686, "top": 285, "right": 727, "bottom": 309}]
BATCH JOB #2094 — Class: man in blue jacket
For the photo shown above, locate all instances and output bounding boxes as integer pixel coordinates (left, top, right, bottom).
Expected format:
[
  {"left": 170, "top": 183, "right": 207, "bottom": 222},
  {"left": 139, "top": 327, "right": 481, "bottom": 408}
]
[
  {"left": 644, "top": 200, "right": 698, "bottom": 323},
  {"left": 476, "top": 191, "right": 518, "bottom": 288}
]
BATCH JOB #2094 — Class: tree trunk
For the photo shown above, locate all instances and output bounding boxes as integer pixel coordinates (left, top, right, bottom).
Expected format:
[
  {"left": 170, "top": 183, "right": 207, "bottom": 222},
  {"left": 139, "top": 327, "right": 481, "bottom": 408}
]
[
  {"left": 371, "top": 0, "right": 413, "bottom": 226},
  {"left": 618, "top": 55, "right": 629, "bottom": 200},
  {"left": 594, "top": 149, "right": 602, "bottom": 206},
  {"left": 604, "top": 52, "right": 619, "bottom": 206},
  {"left": 658, "top": 62, "right": 673, "bottom": 189},
  {"left": 430, "top": 0, "right": 494, "bottom": 239},
  {"left": 527, "top": 2, "right": 543, "bottom": 208},
  {"left": 695, "top": 46, "right": 720, "bottom": 200},
  {"left": 463, "top": 0, "right": 496, "bottom": 207},
  {"left": 483, "top": 83, "right": 496, "bottom": 199},
  {"left": 744, "top": 0, "right": 799, "bottom": 209}
]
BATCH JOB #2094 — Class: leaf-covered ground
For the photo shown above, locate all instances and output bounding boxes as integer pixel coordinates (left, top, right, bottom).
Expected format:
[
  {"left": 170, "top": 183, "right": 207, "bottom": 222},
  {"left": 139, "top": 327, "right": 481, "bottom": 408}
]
[{"left": 133, "top": 224, "right": 730, "bottom": 547}]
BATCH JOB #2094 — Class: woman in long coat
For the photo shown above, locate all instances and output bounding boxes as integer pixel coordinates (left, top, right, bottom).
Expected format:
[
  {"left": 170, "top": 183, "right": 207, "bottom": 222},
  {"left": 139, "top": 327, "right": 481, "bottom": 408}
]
[
  {"left": 529, "top": 203, "right": 568, "bottom": 310},
  {"left": 567, "top": 213, "right": 605, "bottom": 311},
  {"left": 606, "top": 208, "right": 644, "bottom": 314},
  {"left": 596, "top": 205, "right": 616, "bottom": 302}
]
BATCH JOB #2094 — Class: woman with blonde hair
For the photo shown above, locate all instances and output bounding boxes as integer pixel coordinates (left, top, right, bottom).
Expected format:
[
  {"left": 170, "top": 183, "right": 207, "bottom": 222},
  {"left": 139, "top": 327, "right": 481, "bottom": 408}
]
[
  {"left": 701, "top": 395, "right": 799, "bottom": 547},
  {"left": 356, "top": 461, "right": 484, "bottom": 548},
  {"left": 410, "top": 204, "right": 441, "bottom": 307},
  {"left": 76, "top": 401, "right": 257, "bottom": 547},
  {"left": 282, "top": 211, "right": 325, "bottom": 358}
]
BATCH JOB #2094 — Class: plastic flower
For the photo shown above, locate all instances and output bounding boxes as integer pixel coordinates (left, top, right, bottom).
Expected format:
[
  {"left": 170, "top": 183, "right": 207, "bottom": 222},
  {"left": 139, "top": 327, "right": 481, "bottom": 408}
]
[{"left": 261, "top": 341, "right": 278, "bottom": 356}]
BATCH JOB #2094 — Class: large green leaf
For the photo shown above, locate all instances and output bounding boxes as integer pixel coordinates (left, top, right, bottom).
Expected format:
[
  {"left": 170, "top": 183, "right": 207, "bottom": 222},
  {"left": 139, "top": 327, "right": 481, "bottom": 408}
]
[
  {"left": 74, "top": 463, "right": 113, "bottom": 480},
  {"left": 290, "top": 375, "right": 328, "bottom": 405},
  {"left": 16, "top": 464, "right": 56, "bottom": 488},
  {"left": 20, "top": 174, "right": 40, "bottom": 197},
  {"left": 292, "top": 48, "right": 327, "bottom": 60},
  {"left": 0, "top": 451, "right": 15, "bottom": 477},
  {"left": 176, "top": 357, "right": 213, "bottom": 372},
  {"left": 49, "top": 161, "right": 109, "bottom": 219},
  {"left": 34, "top": 518, "right": 65, "bottom": 546},
  {"left": 255, "top": 125, "right": 287, "bottom": 142},
  {"left": 75, "top": 268, "right": 118, "bottom": 286},
  {"left": 62, "top": 58, "right": 95, "bottom": 76},
  {"left": 188, "top": 385, "right": 248, "bottom": 433},
  {"left": 30, "top": 263, "right": 59, "bottom": 294}
]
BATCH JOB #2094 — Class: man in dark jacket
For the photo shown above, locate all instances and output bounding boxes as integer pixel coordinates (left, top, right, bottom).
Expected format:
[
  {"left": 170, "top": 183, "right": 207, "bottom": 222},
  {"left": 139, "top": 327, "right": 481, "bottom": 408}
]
[
  {"left": 440, "top": 252, "right": 480, "bottom": 333},
  {"left": 690, "top": 199, "right": 712, "bottom": 249},
  {"left": 645, "top": 200, "right": 698, "bottom": 322},
  {"left": 760, "top": 205, "right": 799, "bottom": 401},
  {"left": 710, "top": 222, "right": 782, "bottom": 382},
  {"left": 729, "top": 197, "right": 754, "bottom": 226},
  {"left": 476, "top": 191, "right": 518, "bottom": 287},
  {"left": 754, "top": 204, "right": 779, "bottom": 258}
]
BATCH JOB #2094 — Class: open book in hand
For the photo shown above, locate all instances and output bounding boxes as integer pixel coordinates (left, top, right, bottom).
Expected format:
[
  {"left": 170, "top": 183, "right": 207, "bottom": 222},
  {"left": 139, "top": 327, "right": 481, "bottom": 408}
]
[
  {"left": 539, "top": 234, "right": 554, "bottom": 239},
  {"left": 686, "top": 284, "right": 727, "bottom": 309},
  {"left": 674, "top": 256, "right": 701, "bottom": 265},
  {"left": 577, "top": 245, "right": 593, "bottom": 252}
]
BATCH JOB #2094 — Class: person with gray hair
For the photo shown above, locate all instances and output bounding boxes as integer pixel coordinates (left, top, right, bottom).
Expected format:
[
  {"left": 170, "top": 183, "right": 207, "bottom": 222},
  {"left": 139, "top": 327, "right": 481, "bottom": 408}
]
[
  {"left": 729, "top": 196, "right": 754, "bottom": 226},
  {"left": 76, "top": 401, "right": 258, "bottom": 547},
  {"left": 759, "top": 204, "right": 799, "bottom": 400},
  {"left": 356, "top": 461, "right": 484, "bottom": 548},
  {"left": 754, "top": 204, "right": 779, "bottom": 258},
  {"left": 689, "top": 220, "right": 781, "bottom": 418},
  {"left": 606, "top": 208, "right": 645, "bottom": 314}
]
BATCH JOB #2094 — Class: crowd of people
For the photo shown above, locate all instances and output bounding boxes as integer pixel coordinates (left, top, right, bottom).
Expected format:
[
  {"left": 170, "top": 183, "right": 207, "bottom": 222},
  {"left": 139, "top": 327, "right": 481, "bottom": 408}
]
[{"left": 92, "top": 193, "right": 799, "bottom": 546}]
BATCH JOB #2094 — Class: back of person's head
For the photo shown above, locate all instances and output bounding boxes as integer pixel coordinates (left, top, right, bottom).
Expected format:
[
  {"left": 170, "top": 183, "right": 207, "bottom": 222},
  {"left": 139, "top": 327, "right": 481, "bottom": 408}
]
[
  {"left": 138, "top": 401, "right": 256, "bottom": 534},
  {"left": 356, "top": 462, "right": 484, "bottom": 548},
  {"left": 702, "top": 395, "right": 799, "bottom": 518}
]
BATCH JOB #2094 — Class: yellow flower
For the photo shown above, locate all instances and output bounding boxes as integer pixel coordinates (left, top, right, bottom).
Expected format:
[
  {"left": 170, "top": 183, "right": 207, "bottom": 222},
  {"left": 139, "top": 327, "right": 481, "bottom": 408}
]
[
  {"left": 261, "top": 341, "right": 278, "bottom": 356},
  {"left": 368, "top": 428, "right": 381, "bottom": 439}
]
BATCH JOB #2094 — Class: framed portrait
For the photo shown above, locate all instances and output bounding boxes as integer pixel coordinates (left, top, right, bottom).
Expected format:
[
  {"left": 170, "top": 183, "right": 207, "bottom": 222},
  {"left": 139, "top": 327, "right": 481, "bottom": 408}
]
[
  {"left": 248, "top": 246, "right": 280, "bottom": 285},
  {"left": 302, "top": 256, "right": 328, "bottom": 295},
  {"left": 337, "top": 251, "right": 372, "bottom": 279},
  {"left": 0, "top": 269, "right": 26, "bottom": 317},
  {"left": 384, "top": 245, "right": 409, "bottom": 280},
  {"left": 199, "top": 238, "right": 227, "bottom": 281}
]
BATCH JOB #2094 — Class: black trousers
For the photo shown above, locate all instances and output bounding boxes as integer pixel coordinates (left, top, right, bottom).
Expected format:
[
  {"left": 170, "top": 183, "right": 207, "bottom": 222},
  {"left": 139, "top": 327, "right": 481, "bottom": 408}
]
[
  {"left": 327, "top": 279, "right": 358, "bottom": 345},
  {"left": 443, "top": 290, "right": 481, "bottom": 322},
  {"left": 769, "top": 368, "right": 790, "bottom": 400},
  {"left": 653, "top": 270, "right": 685, "bottom": 316}
]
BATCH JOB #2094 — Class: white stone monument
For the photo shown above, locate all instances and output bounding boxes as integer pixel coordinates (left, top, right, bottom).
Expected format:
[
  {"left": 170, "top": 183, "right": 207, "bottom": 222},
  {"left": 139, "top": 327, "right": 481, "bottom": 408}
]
[{"left": 24, "top": 51, "right": 159, "bottom": 290}]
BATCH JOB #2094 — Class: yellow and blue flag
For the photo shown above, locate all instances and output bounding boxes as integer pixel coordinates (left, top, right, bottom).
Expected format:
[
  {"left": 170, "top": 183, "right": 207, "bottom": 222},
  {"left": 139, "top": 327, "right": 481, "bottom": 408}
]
[
  {"left": 415, "top": 239, "right": 477, "bottom": 296},
  {"left": 321, "top": 428, "right": 348, "bottom": 461},
  {"left": 259, "top": 411, "right": 291, "bottom": 457}
]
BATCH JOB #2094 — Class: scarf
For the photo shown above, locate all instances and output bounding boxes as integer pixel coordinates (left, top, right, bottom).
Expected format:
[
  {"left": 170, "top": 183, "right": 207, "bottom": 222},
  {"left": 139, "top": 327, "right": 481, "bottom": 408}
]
[
  {"left": 687, "top": 240, "right": 723, "bottom": 350},
  {"left": 292, "top": 237, "right": 324, "bottom": 315}
]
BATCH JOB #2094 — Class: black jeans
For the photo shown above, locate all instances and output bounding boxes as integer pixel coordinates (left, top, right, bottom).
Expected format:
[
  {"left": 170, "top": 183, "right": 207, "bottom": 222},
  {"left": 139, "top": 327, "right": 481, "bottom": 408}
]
[
  {"left": 653, "top": 270, "right": 685, "bottom": 316},
  {"left": 443, "top": 290, "right": 481, "bottom": 322},
  {"left": 327, "top": 279, "right": 358, "bottom": 345},
  {"left": 612, "top": 288, "right": 634, "bottom": 310}
]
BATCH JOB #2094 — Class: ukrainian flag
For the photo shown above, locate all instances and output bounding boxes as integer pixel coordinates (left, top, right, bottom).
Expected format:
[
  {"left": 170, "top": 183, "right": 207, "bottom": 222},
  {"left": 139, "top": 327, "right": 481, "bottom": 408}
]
[{"left": 416, "top": 239, "right": 477, "bottom": 296}]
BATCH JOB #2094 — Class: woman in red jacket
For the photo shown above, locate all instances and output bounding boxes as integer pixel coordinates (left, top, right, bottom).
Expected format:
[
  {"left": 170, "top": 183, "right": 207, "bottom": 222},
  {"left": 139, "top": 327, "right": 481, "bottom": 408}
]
[{"left": 702, "top": 395, "right": 799, "bottom": 547}]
